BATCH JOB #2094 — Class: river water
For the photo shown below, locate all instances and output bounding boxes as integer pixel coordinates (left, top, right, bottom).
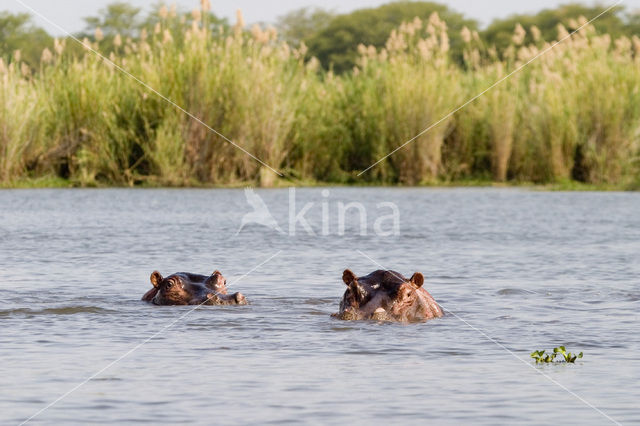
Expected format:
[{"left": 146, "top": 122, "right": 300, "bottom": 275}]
[{"left": 0, "top": 188, "right": 638, "bottom": 425}]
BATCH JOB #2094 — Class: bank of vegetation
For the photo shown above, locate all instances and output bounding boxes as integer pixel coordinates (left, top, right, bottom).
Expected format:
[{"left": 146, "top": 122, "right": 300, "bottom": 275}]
[{"left": 1, "top": 2, "right": 640, "bottom": 187}]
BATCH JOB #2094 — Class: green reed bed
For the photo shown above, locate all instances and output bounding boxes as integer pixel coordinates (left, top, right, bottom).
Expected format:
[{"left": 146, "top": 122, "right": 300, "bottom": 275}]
[{"left": 1, "top": 5, "right": 639, "bottom": 187}]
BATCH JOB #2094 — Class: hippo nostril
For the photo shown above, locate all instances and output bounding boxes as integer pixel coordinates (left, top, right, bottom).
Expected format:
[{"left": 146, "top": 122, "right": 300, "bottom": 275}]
[
  {"left": 371, "top": 307, "right": 387, "bottom": 320},
  {"left": 234, "top": 292, "right": 246, "bottom": 304},
  {"left": 340, "top": 307, "right": 359, "bottom": 321}
]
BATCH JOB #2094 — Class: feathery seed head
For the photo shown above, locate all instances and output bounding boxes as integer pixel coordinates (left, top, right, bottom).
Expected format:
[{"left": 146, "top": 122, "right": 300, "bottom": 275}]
[
  {"left": 267, "top": 26, "right": 278, "bottom": 41},
  {"left": 428, "top": 12, "right": 445, "bottom": 31},
  {"left": 512, "top": 24, "right": 526, "bottom": 46},
  {"left": 440, "top": 30, "right": 450, "bottom": 53},
  {"left": 567, "top": 18, "right": 579, "bottom": 30},
  {"left": 236, "top": 9, "right": 245, "bottom": 30},
  {"left": 461, "top": 26, "right": 472, "bottom": 44},
  {"left": 531, "top": 25, "right": 541, "bottom": 42},
  {"left": 557, "top": 24, "right": 570, "bottom": 41},
  {"left": 54, "top": 38, "right": 65, "bottom": 55},
  {"left": 299, "top": 41, "right": 308, "bottom": 56},
  {"left": 163, "top": 29, "right": 173, "bottom": 44},
  {"left": 20, "top": 62, "right": 30, "bottom": 77},
  {"left": 41, "top": 48, "right": 53, "bottom": 64},
  {"left": 159, "top": 5, "right": 169, "bottom": 19}
]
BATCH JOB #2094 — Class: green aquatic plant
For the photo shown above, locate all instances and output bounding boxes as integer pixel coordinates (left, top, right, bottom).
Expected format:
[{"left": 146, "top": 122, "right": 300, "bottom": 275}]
[
  {"left": 530, "top": 350, "right": 555, "bottom": 364},
  {"left": 531, "top": 346, "right": 583, "bottom": 364}
]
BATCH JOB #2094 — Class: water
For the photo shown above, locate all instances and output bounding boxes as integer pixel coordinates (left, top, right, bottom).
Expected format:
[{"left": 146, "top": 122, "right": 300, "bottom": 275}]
[{"left": 1, "top": 188, "right": 638, "bottom": 425}]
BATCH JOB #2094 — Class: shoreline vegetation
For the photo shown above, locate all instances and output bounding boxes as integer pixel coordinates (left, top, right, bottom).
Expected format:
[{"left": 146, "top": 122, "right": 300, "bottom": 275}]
[
  {"left": 1, "top": 175, "right": 636, "bottom": 192},
  {"left": 1, "top": 3, "right": 640, "bottom": 189}
]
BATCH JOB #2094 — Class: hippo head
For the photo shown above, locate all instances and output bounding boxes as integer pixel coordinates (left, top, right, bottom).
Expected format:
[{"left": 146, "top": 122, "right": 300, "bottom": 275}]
[
  {"left": 149, "top": 270, "right": 228, "bottom": 306},
  {"left": 334, "top": 269, "right": 442, "bottom": 322}
]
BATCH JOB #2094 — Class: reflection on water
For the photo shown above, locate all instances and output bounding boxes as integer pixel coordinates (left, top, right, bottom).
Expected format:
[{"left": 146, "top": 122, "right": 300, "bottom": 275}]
[{"left": 0, "top": 188, "right": 639, "bottom": 425}]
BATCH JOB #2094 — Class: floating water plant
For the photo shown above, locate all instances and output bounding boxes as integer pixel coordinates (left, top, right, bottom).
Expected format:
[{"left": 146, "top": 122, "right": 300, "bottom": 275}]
[{"left": 531, "top": 346, "right": 583, "bottom": 364}]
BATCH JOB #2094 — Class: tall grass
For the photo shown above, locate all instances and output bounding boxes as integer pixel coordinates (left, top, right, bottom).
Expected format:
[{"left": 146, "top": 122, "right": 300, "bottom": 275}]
[
  {"left": 1, "top": 4, "right": 639, "bottom": 186},
  {"left": 0, "top": 54, "right": 46, "bottom": 182}
]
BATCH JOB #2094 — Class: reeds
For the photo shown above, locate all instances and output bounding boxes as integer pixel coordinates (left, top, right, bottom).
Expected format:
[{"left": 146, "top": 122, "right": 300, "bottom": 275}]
[{"left": 1, "top": 4, "right": 639, "bottom": 186}]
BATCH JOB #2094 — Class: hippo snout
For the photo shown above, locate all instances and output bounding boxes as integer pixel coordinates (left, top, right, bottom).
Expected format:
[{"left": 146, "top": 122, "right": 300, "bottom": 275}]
[
  {"left": 335, "top": 307, "right": 361, "bottom": 321},
  {"left": 233, "top": 292, "right": 247, "bottom": 305},
  {"left": 371, "top": 307, "right": 389, "bottom": 321},
  {"left": 205, "top": 292, "right": 247, "bottom": 306}
]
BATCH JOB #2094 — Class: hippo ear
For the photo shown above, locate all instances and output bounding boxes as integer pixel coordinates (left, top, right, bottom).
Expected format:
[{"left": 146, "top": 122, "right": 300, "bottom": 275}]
[
  {"left": 410, "top": 272, "right": 424, "bottom": 288},
  {"left": 150, "top": 271, "right": 163, "bottom": 288},
  {"left": 206, "top": 270, "right": 225, "bottom": 290},
  {"left": 342, "top": 269, "right": 357, "bottom": 285}
]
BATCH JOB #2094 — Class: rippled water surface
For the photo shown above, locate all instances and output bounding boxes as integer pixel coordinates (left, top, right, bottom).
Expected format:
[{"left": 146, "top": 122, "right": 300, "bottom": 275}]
[{"left": 1, "top": 188, "right": 639, "bottom": 425}]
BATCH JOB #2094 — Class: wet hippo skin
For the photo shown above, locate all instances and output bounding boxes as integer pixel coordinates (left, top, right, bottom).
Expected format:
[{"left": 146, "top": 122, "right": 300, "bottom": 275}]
[
  {"left": 142, "top": 270, "right": 247, "bottom": 306},
  {"left": 333, "top": 269, "right": 443, "bottom": 322}
]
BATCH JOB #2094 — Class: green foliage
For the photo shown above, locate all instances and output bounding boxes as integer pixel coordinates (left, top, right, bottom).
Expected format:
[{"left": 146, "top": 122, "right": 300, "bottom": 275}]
[
  {"left": 0, "top": 12, "right": 52, "bottom": 67},
  {"left": 2, "top": 1, "right": 640, "bottom": 187},
  {"left": 81, "top": 2, "right": 227, "bottom": 53},
  {"left": 83, "top": 2, "right": 142, "bottom": 37},
  {"left": 305, "top": 1, "right": 477, "bottom": 72},
  {"left": 483, "top": 3, "right": 627, "bottom": 54},
  {"left": 276, "top": 7, "right": 335, "bottom": 46},
  {"left": 531, "top": 347, "right": 584, "bottom": 364}
]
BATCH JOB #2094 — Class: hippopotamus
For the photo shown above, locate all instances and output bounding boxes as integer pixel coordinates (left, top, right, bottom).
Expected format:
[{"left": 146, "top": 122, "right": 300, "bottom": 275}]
[
  {"left": 142, "top": 270, "right": 247, "bottom": 306},
  {"left": 333, "top": 269, "right": 443, "bottom": 322}
]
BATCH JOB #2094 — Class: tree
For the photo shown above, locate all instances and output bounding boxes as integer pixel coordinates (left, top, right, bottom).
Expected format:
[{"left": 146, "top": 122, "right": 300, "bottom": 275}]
[
  {"left": 140, "top": 2, "right": 228, "bottom": 41},
  {"left": 83, "top": 2, "right": 142, "bottom": 38},
  {"left": 80, "top": 2, "right": 227, "bottom": 53},
  {"left": 625, "top": 9, "right": 640, "bottom": 37},
  {"left": 305, "top": 1, "right": 478, "bottom": 72},
  {"left": 276, "top": 7, "right": 335, "bottom": 46},
  {"left": 482, "top": 3, "right": 628, "bottom": 51},
  {"left": 0, "top": 12, "right": 52, "bottom": 66}
]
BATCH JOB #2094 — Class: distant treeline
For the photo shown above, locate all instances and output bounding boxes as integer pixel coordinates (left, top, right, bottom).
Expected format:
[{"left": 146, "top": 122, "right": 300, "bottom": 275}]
[
  {"left": 4, "top": 2, "right": 640, "bottom": 71},
  {"left": 1, "top": 2, "right": 639, "bottom": 187}
]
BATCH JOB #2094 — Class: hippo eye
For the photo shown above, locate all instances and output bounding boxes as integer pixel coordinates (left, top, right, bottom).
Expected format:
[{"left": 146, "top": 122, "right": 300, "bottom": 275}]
[{"left": 166, "top": 281, "right": 174, "bottom": 289}]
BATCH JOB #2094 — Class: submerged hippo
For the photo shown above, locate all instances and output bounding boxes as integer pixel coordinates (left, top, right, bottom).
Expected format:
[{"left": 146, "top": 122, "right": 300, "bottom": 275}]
[
  {"left": 333, "top": 269, "right": 443, "bottom": 322},
  {"left": 142, "top": 270, "right": 247, "bottom": 306}
]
